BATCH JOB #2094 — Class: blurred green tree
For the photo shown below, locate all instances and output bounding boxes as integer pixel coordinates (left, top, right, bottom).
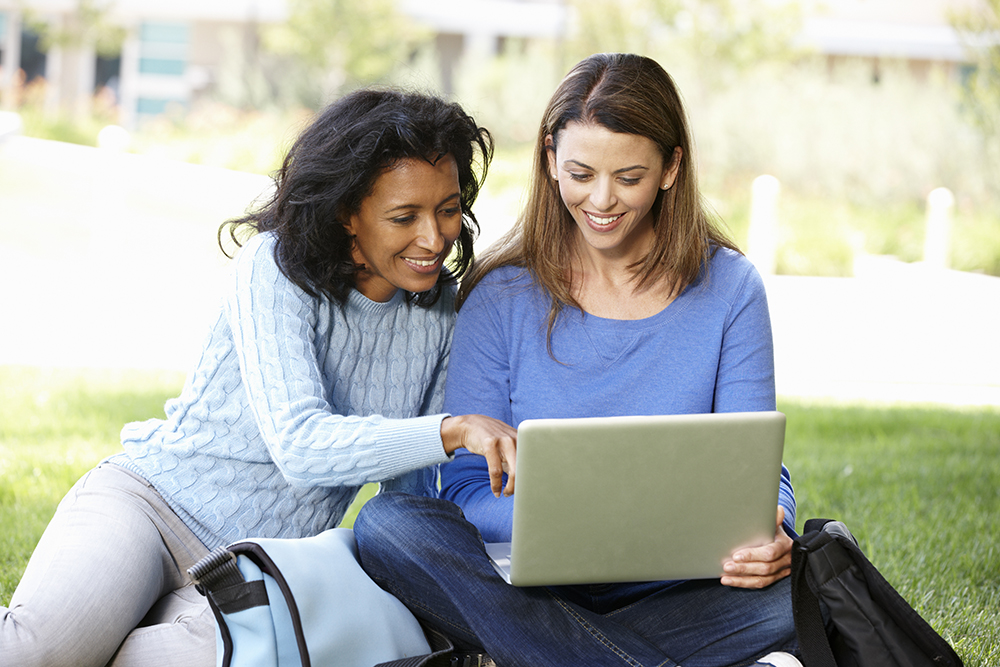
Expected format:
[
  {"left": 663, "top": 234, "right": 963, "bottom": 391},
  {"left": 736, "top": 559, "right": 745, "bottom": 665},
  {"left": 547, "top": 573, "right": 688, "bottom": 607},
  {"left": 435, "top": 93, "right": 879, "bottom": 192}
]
[
  {"left": 25, "top": 0, "right": 126, "bottom": 57},
  {"left": 260, "top": 0, "right": 431, "bottom": 108},
  {"left": 952, "top": 0, "right": 1000, "bottom": 192},
  {"left": 565, "top": 0, "right": 802, "bottom": 80},
  {"left": 18, "top": 0, "right": 125, "bottom": 118}
]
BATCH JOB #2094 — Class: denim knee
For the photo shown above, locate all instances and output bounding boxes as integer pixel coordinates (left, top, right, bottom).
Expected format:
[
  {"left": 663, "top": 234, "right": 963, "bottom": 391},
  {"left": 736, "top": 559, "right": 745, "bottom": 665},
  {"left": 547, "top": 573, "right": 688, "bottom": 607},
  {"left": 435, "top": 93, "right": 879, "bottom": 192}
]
[
  {"left": 356, "top": 493, "right": 446, "bottom": 553},
  {"left": 361, "top": 493, "right": 479, "bottom": 556},
  {"left": 357, "top": 492, "right": 425, "bottom": 534}
]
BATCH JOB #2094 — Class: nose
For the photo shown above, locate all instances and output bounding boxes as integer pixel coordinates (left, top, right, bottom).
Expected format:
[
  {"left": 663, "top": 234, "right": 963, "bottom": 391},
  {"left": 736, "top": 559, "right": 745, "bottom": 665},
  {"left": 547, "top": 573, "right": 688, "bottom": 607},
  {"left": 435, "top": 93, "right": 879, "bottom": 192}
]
[
  {"left": 415, "top": 213, "right": 448, "bottom": 254},
  {"left": 589, "top": 177, "right": 617, "bottom": 211}
]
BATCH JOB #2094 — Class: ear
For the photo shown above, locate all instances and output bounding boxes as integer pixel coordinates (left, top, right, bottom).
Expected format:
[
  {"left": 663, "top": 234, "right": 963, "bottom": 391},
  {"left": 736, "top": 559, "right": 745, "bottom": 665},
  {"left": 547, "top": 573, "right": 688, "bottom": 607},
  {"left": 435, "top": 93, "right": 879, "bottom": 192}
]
[
  {"left": 342, "top": 215, "right": 364, "bottom": 267},
  {"left": 342, "top": 214, "right": 357, "bottom": 237},
  {"left": 544, "top": 134, "right": 557, "bottom": 180},
  {"left": 660, "top": 146, "right": 683, "bottom": 190}
]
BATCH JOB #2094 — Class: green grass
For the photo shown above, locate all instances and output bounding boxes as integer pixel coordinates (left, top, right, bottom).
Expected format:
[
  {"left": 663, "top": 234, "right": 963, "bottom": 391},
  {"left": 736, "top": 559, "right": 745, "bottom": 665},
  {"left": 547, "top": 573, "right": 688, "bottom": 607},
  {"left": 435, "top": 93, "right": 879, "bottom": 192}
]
[
  {"left": 781, "top": 402, "right": 1000, "bottom": 663},
  {"left": 0, "top": 366, "right": 185, "bottom": 598},
  {"left": 1, "top": 366, "right": 997, "bottom": 664},
  {"left": 0, "top": 365, "right": 376, "bottom": 605}
]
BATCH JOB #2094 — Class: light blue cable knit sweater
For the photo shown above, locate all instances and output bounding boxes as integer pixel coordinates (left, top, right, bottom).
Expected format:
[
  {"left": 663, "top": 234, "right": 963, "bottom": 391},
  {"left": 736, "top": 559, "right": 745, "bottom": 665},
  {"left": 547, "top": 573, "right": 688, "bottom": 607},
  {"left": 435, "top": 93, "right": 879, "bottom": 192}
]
[{"left": 112, "top": 232, "right": 453, "bottom": 550}]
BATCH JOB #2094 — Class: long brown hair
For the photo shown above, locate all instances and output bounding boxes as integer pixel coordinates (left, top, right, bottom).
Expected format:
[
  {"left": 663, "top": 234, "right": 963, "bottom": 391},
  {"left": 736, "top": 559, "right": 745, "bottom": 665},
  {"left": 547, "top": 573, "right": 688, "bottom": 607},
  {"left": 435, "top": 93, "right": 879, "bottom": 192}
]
[{"left": 457, "top": 53, "right": 737, "bottom": 332}]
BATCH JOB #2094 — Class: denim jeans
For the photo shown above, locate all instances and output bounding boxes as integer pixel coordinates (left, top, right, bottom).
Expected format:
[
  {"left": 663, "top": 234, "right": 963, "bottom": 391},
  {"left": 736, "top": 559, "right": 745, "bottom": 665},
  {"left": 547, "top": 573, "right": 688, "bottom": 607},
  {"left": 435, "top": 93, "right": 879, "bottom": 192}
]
[
  {"left": 0, "top": 463, "right": 215, "bottom": 667},
  {"left": 355, "top": 493, "right": 797, "bottom": 667}
]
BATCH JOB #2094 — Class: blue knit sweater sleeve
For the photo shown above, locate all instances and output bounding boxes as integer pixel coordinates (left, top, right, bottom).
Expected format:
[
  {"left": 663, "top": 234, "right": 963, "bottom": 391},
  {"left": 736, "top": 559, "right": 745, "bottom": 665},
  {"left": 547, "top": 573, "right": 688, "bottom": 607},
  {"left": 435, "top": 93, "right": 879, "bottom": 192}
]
[
  {"left": 709, "top": 262, "right": 796, "bottom": 535},
  {"left": 227, "top": 235, "right": 450, "bottom": 487}
]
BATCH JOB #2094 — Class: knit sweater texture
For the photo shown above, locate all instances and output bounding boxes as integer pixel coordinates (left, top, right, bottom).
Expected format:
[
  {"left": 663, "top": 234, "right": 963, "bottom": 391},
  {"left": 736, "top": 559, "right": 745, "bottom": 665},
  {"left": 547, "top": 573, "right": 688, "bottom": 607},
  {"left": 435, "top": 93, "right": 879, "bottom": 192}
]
[
  {"left": 441, "top": 247, "right": 796, "bottom": 542},
  {"left": 114, "top": 232, "right": 452, "bottom": 550}
]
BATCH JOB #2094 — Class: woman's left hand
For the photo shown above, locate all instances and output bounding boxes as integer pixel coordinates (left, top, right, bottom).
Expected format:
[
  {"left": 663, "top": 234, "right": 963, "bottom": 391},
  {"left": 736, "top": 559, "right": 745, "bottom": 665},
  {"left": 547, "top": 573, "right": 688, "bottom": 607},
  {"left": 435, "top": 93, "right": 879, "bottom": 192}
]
[{"left": 720, "top": 506, "right": 793, "bottom": 589}]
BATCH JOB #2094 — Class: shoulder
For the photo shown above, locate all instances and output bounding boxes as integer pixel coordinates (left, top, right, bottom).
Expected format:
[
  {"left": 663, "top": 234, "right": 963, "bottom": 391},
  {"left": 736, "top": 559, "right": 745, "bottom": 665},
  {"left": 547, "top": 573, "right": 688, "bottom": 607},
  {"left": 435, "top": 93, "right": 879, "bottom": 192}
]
[
  {"left": 699, "top": 246, "right": 766, "bottom": 304},
  {"left": 406, "top": 282, "right": 458, "bottom": 323},
  {"left": 238, "top": 230, "right": 274, "bottom": 256},
  {"left": 438, "top": 280, "right": 458, "bottom": 310},
  {"left": 706, "top": 245, "right": 755, "bottom": 276},
  {"left": 463, "top": 265, "right": 537, "bottom": 307},
  {"left": 230, "top": 231, "right": 316, "bottom": 310},
  {"left": 234, "top": 231, "right": 279, "bottom": 275}
]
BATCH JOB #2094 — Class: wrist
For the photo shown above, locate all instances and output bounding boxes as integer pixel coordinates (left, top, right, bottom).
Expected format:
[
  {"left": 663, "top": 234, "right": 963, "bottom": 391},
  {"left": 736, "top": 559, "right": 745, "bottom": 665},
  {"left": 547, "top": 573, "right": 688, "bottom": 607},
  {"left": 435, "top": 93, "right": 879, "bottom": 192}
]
[{"left": 440, "top": 415, "right": 462, "bottom": 454}]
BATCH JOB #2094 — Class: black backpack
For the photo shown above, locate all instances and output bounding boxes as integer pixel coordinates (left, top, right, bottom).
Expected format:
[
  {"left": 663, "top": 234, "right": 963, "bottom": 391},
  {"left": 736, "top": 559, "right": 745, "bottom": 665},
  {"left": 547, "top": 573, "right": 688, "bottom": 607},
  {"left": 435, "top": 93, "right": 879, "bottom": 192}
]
[{"left": 791, "top": 518, "right": 964, "bottom": 667}]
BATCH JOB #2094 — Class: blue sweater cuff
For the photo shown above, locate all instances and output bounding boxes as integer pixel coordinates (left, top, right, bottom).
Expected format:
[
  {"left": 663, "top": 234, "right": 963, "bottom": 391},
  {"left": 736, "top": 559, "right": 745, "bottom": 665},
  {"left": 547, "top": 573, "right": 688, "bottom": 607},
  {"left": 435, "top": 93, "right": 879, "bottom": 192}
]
[{"left": 373, "top": 413, "right": 451, "bottom": 480}]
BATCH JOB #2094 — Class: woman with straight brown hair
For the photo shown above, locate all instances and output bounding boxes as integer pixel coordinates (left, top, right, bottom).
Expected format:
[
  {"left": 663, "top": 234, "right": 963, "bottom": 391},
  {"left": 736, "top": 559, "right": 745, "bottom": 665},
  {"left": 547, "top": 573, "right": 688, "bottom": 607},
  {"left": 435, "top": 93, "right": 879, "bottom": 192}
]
[
  {"left": 460, "top": 49, "right": 737, "bottom": 324},
  {"left": 355, "top": 54, "right": 802, "bottom": 667}
]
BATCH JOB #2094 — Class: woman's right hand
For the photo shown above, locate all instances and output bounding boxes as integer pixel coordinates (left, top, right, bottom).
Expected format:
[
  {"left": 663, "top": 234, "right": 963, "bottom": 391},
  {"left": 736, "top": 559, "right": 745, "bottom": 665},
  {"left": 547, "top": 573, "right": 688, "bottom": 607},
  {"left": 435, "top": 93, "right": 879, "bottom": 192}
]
[{"left": 441, "top": 415, "right": 517, "bottom": 497}]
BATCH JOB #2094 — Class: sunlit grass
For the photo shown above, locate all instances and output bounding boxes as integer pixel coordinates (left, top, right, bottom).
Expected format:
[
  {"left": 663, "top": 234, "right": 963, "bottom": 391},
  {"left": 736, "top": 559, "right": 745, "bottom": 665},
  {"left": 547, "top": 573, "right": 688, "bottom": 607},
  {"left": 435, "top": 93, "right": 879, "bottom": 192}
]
[
  {"left": 0, "top": 366, "right": 184, "bottom": 599},
  {"left": 781, "top": 401, "right": 1000, "bottom": 665},
  {"left": 0, "top": 366, "right": 372, "bottom": 602}
]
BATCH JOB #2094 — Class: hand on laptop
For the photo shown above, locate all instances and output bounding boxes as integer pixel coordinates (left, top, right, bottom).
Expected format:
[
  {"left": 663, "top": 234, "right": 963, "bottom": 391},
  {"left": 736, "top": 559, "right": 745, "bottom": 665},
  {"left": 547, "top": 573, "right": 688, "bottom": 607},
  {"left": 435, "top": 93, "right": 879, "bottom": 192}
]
[
  {"left": 720, "top": 506, "right": 793, "bottom": 589},
  {"left": 441, "top": 415, "right": 518, "bottom": 497}
]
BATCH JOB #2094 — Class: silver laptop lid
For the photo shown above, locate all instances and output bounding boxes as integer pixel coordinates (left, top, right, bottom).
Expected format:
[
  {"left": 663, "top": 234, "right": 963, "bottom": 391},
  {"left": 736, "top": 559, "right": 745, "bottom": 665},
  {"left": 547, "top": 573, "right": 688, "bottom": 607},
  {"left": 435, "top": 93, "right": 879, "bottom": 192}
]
[{"left": 507, "top": 411, "right": 786, "bottom": 586}]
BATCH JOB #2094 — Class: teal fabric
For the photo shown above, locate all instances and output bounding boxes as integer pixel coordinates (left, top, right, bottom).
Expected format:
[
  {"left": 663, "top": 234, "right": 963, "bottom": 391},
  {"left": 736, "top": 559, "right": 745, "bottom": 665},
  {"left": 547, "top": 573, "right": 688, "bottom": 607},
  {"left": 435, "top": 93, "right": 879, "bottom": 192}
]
[{"left": 217, "top": 529, "right": 431, "bottom": 667}]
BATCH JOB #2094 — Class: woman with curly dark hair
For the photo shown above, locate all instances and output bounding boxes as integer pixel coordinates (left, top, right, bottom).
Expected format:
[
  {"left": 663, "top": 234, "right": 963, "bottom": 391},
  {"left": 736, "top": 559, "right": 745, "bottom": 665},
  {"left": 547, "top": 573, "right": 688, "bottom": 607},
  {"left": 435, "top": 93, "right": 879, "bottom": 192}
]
[{"left": 0, "top": 89, "right": 516, "bottom": 667}]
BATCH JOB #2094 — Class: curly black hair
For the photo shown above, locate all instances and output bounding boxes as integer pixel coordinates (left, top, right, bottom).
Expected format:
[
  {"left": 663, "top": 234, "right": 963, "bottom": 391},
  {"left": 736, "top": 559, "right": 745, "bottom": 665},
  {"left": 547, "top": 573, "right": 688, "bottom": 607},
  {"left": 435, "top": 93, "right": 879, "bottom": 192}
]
[{"left": 220, "top": 89, "right": 494, "bottom": 307}]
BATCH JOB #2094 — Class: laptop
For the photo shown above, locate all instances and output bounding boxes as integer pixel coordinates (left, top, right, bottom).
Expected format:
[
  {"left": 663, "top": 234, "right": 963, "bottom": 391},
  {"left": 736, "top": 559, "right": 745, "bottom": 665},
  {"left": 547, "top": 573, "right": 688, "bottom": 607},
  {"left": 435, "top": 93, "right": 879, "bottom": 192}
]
[{"left": 484, "top": 411, "right": 786, "bottom": 587}]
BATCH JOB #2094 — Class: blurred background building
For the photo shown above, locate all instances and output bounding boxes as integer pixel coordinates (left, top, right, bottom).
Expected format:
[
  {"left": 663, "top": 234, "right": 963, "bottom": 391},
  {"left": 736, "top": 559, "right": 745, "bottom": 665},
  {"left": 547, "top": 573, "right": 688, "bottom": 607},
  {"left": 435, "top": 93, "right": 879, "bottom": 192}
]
[{"left": 0, "top": 0, "right": 985, "bottom": 127}]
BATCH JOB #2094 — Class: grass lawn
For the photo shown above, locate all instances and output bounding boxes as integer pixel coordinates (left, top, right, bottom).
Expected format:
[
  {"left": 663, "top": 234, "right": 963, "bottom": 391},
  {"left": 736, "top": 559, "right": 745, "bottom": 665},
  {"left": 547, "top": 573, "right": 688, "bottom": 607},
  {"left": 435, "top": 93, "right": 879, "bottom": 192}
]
[{"left": 1, "top": 365, "right": 997, "bottom": 664}]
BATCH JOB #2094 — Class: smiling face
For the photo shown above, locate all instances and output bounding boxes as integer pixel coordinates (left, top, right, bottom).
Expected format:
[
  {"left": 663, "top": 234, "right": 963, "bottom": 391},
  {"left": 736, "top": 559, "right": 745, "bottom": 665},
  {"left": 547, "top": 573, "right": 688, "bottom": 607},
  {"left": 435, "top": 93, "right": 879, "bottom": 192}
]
[
  {"left": 344, "top": 155, "right": 463, "bottom": 302},
  {"left": 547, "top": 122, "right": 680, "bottom": 263}
]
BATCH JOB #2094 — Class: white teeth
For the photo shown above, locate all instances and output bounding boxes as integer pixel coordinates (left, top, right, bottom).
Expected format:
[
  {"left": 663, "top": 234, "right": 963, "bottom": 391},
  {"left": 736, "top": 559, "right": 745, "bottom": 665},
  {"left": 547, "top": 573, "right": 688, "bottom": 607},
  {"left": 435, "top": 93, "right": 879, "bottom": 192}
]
[
  {"left": 586, "top": 212, "right": 623, "bottom": 226},
  {"left": 407, "top": 257, "right": 438, "bottom": 267}
]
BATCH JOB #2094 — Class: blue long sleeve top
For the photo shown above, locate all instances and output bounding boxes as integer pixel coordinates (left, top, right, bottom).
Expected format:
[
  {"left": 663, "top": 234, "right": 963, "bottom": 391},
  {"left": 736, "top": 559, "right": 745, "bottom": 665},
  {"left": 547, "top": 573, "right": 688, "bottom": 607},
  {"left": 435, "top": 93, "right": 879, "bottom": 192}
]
[
  {"left": 441, "top": 247, "right": 795, "bottom": 542},
  {"left": 113, "top": 232, "right": 452, "bottom": 549}
]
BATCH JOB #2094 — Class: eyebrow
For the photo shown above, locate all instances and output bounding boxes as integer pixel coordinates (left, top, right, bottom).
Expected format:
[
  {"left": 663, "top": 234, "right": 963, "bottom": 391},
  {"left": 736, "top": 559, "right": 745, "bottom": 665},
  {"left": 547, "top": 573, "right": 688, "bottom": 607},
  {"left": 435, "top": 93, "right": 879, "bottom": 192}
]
[
  {"left": 384, "top": 192, "right": 461, "bottom": 215},
  {"left": 563, "top": 159, "right": 649, "bottom": 174}
]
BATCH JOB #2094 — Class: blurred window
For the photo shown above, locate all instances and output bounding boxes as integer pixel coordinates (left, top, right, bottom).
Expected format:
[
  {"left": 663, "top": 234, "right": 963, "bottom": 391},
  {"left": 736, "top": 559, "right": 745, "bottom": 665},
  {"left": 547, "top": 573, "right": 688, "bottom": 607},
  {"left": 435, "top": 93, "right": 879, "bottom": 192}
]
[{"left": 137, "top": 21, "right": 189, "bottom": 116}]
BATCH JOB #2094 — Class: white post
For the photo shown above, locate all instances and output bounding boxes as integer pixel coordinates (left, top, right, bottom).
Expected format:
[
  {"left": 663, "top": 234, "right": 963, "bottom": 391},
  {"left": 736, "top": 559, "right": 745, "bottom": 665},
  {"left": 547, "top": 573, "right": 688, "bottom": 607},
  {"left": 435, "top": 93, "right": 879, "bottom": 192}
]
[
  {"left": 747, "top": 174, "right": 780, "bottom": 276},
  {"left": 924, "top": 187, "right": 954, "bottom": 269},
  {"left": 118, "top": 24, "right": 140, "bottom": 130},
  {"left": 73, "top": 42, "right": 97, "bottom": 119},
  {"left": 97, "top": 124, "right": 130, "bottom": 151},
  {"left": 44, "top": 37, "right": 63, "bottom": 117}
]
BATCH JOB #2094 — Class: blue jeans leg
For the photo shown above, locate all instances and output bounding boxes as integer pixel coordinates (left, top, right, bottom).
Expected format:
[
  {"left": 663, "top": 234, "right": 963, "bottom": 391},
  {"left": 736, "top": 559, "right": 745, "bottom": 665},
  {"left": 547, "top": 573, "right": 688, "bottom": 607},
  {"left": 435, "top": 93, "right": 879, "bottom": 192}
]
[
  {"left": 355, "top": 493, "right": 796, "bottom": 667},
  {"left": 598, "top": 578, "right": 797, "bottom": 666}
]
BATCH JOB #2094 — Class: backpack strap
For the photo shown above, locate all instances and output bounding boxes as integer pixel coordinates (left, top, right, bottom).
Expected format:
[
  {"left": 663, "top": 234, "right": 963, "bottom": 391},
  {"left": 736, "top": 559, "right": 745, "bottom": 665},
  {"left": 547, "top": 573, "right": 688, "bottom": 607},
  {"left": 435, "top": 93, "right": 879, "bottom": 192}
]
[
  {"left": 189, "top": 546, "right": 270, "bottom": 613},
  {"left": 189, "top": 545, "right": 272, "bottom": 667},
  {"left": 189, "top": 546, "right": 243, "bottom": 590},
  {"left": 373, "top": 624, "right": 456, "bottom": 667},
  {"left": 791, "top": 522, "right": 840, "bottom": 667}
]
